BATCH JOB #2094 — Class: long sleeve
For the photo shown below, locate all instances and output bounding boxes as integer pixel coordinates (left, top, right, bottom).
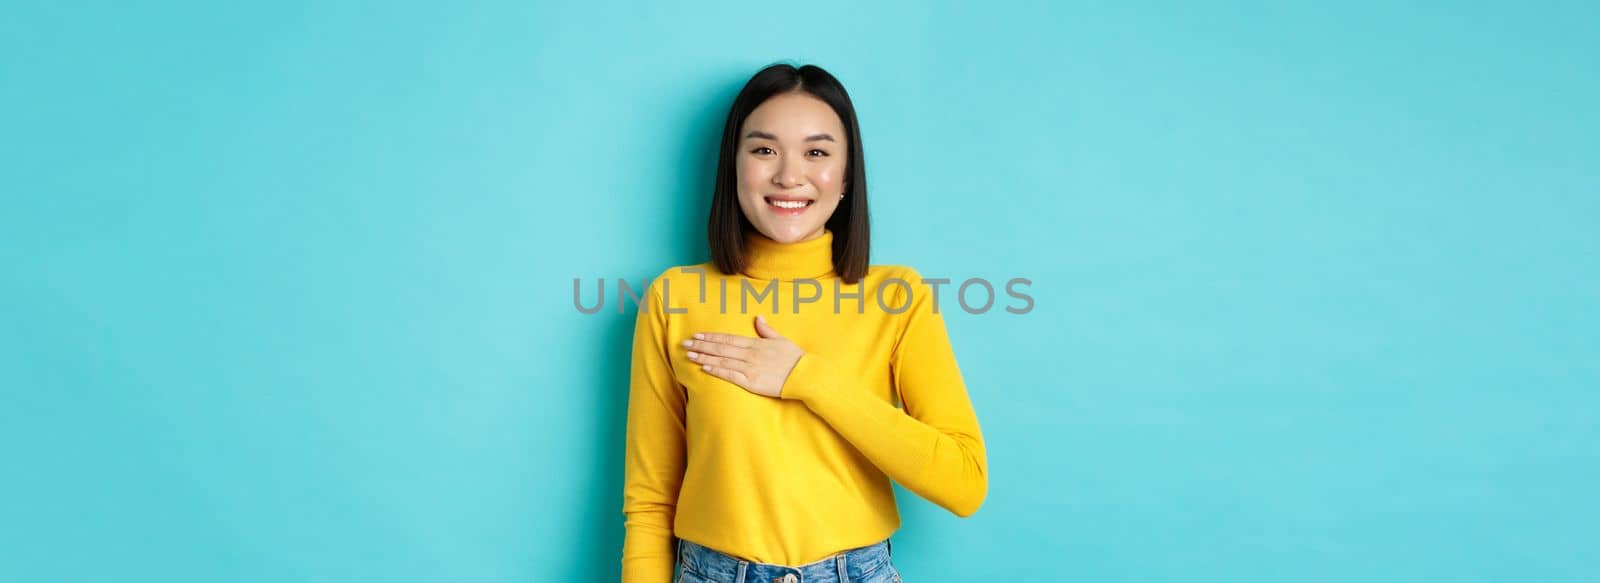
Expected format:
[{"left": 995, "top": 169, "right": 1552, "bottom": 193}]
[
  {"left": 620, "top": 280, "right": 687, "bottom": 583},
  {"left": 778, "top": 268, "right": 989, "bottom": 517}
]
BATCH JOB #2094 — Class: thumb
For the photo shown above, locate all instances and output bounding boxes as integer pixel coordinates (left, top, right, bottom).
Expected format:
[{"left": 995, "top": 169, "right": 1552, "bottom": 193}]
[{"left": 753, "top": 314, "right": 784, "bottom": 339}]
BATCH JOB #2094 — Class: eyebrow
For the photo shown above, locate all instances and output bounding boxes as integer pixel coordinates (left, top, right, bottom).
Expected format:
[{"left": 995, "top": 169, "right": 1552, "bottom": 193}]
[{"left": 743, "top": 130, "right": 836, "bottom": 143}]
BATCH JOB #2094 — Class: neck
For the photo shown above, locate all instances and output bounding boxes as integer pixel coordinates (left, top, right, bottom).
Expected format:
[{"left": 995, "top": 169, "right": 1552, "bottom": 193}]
[{"left": 742, "top": 228, "right": 837, "bottom": 280}]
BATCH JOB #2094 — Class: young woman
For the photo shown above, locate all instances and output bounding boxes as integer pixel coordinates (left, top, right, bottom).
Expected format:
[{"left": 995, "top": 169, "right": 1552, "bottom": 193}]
[{"left": 621, "top": 63, "right": 988, "bottom": 583}]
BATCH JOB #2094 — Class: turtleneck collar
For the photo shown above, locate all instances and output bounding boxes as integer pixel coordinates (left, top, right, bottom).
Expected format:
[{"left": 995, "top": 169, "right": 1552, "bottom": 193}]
[{"left": 742, "top": 228, "right": 837, "bottom": 281}]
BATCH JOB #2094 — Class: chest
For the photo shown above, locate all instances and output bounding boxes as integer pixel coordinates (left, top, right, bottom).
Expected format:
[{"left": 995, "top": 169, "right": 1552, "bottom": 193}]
[{"left": 667, "top": 306, "right": 901, "bottom": 422}]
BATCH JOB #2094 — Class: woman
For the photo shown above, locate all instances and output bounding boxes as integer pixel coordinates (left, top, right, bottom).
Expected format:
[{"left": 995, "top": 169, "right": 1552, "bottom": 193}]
[{"left": 621, "top": 63, "right": 988, "bottom": 583}]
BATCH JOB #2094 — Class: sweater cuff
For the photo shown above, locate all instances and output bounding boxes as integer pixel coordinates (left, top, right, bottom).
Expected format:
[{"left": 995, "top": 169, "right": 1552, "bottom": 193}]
[{"left": 779, "top": 352, "right": 842, "bottom": 403}]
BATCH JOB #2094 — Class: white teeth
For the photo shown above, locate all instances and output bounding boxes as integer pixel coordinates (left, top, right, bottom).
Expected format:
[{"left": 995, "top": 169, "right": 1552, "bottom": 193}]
[{"left": 769, "top": 199, "right": 810, "bottom": 209}]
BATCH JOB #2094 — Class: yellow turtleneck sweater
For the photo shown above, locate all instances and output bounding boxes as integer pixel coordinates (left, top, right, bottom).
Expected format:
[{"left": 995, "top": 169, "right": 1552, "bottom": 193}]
[{"left": 620, "top": 229, "right": 988, "bottom": 583}]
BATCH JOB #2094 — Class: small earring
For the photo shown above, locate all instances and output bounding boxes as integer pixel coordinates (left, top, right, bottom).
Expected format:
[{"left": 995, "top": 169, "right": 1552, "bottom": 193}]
[{"left": 839, "top": 194, "right": 846, "bottom": 200}]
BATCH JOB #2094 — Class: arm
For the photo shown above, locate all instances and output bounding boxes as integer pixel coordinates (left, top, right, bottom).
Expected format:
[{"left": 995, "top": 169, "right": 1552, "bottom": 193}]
[
  {"left": 620, "top": 281, "right": 687, "bottom": 583},
  {"left": 779, "top": 268, "right": 989, "bottom": 517}
]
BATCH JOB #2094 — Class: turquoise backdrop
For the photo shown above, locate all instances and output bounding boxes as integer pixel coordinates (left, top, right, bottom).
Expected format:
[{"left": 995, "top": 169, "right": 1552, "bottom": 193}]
[{"left": 3, "top": 2, "right": 1596, "bottom": 581}]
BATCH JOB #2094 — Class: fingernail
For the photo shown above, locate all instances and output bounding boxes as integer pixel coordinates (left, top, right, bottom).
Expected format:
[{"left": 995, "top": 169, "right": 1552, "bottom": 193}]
[
  {"left": 687, "top": 352, "right": 698, "bottom": 360},
  {"left": 693, "top": 333, "right": 705, "bottom": 340},
  {"left": 681, "top": 340, "right": 693, "bottom": 347}
]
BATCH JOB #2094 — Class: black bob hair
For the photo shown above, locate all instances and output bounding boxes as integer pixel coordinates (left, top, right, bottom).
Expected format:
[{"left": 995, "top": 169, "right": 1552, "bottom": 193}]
[{"left": 707, "top": 63, "right": 870, "bottom": 284}]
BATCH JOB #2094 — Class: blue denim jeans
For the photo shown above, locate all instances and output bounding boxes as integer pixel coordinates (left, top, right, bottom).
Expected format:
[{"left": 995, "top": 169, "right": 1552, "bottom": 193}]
[{"left": 674, "top": 537, "right": 902, "bottom": 583}]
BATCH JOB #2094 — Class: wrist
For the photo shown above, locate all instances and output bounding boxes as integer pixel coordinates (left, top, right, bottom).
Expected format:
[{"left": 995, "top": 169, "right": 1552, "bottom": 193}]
[{"left": 778, "top": 352, "right": 812, "bottom": 401}]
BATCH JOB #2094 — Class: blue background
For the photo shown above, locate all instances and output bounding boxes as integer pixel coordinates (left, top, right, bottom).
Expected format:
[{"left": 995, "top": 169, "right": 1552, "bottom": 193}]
[{"left": 3, "top": 1, "right": 1596, "bottom": 581}]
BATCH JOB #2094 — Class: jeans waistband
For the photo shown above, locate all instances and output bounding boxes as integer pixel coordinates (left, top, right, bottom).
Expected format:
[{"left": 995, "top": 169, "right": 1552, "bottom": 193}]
[{"left": 676, "top": 537, "right": 895, "bottom": 583}]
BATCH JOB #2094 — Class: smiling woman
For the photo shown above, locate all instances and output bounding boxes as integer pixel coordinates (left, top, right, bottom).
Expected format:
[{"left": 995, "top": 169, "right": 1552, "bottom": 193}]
[{"left": 620, "top": 63, "right": 987, "bottom": 583}]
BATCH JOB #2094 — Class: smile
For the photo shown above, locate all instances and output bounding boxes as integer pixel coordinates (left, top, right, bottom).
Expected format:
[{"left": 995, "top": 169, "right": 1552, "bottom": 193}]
[{"left": 765, "top": 196, "right": 814, "bottom": 215}]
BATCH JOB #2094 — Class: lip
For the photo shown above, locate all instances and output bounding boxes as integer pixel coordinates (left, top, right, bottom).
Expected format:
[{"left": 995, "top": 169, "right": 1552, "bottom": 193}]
[{"left": 764, "top": 195, "right": 815, "bottom": 217}]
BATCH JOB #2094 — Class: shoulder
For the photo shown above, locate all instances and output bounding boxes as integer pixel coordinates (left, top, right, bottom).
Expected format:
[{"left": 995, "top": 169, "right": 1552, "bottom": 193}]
[
  {"left": 865, "top": 264, "right": 926, "bottom": 283},
  {"left": 864, "top": 264, "right": 946, "bottom": 311},
  {"left": 647, "top": 262, "right": 717, "bottom": 290},
  {"left": 640, "top": 262, "right": 719, "bottom": 312},
  {"left": 866, "top": 264, "right": 946, "bottom": 293}
]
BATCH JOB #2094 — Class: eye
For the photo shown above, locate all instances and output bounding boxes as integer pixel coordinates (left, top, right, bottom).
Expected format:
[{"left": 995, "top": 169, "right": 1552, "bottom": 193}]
[
  {"left": 749, "top": 146, "right": 775, "bottom": 155},
  {"left": 808, "top": 149, "right": 829, "bottom": 157}
]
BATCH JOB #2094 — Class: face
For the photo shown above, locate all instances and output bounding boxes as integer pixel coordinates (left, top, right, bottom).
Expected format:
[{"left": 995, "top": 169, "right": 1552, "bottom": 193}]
[{"left": 735, "top": 91, "right": 849, "bottom": 243}]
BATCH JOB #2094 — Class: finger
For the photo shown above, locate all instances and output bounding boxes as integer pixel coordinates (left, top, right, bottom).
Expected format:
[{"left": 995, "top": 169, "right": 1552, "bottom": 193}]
[
  {"left": 753, "top": 315, "right": 785, "bottom": 339},
  {"left": 695, "top": 332, "right": 755, "bottom": 349},
  {"left": 702, "top": 364, "right": 749, "bottom": 386},
  {"left": 681, "top": 339, "right": 752, "bottom": 361},
  {"left": 686, "top": 351, "right": 744, "bottom": 370}
]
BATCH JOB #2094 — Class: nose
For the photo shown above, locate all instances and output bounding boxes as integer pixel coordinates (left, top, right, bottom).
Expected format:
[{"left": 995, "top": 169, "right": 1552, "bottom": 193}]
[{"left": 771, "top": 156, "right": 802, "bottom": 188}]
